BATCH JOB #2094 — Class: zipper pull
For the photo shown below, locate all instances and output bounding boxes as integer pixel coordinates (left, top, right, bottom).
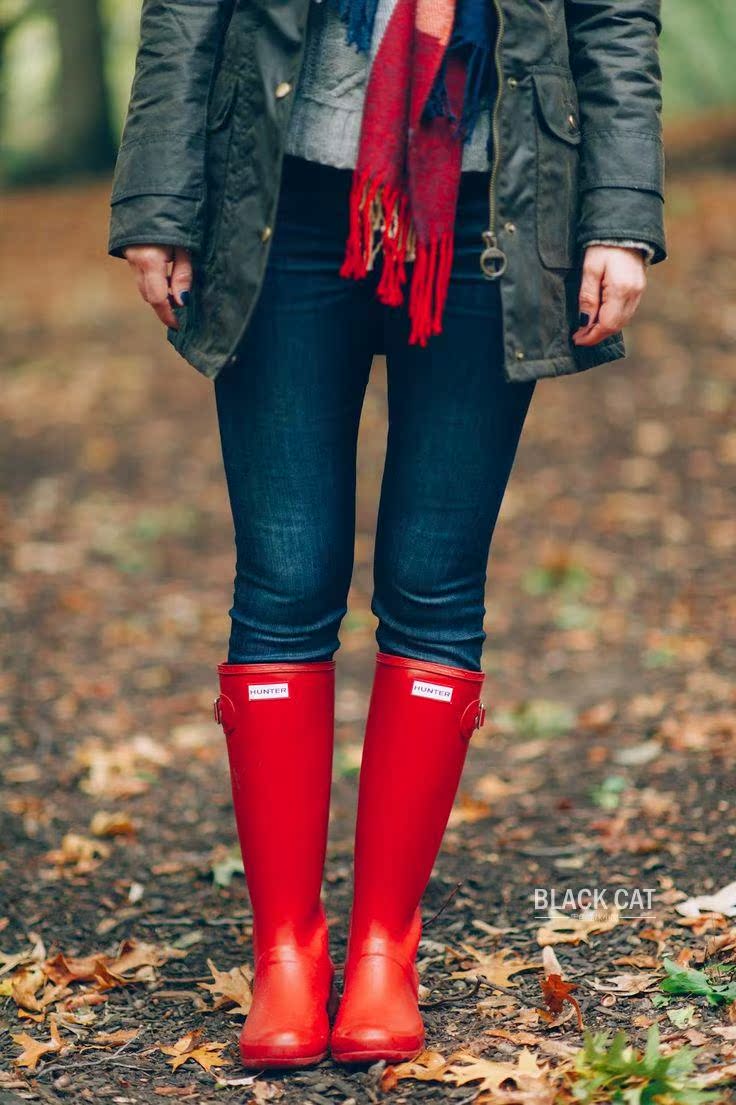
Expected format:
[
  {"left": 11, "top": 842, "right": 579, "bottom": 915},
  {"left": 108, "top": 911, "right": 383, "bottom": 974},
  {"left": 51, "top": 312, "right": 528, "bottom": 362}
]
[{"left": 480, "top": 230, "right": 507, "bottom": 279}]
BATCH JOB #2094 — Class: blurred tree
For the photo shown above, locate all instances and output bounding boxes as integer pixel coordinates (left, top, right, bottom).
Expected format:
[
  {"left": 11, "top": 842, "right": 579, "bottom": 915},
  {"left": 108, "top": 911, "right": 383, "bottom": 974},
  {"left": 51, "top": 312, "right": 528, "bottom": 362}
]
[
  {"left": 48, "top": 0, "right": 116, "bottom": 173},
  {"left": 0, "top": 0, "right": 34, "bottom": 129}
]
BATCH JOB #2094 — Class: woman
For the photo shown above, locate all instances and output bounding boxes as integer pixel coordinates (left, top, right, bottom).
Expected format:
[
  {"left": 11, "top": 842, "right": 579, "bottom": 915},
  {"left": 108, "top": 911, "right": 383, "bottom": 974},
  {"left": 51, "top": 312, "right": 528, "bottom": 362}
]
[{"left": 109, "top": 0, "right": 666, "bottom": 1070}]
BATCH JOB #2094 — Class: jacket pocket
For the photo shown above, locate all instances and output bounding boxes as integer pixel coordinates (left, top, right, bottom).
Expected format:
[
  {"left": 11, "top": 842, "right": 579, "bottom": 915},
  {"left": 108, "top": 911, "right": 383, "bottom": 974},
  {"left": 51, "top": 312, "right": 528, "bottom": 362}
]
[
  {"left": 203, "top": 69, "right": 240, "bottom": 265},
  {"left": 532, "top": 69, "right": 582, "bottom": 269}
]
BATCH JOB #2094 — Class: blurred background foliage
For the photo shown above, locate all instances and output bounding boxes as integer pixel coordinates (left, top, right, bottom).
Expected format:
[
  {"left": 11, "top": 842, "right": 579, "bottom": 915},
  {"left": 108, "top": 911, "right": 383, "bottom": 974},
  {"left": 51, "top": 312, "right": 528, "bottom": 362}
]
[{"left": 0, "top": 0, "right": 735, "bottom": 184}]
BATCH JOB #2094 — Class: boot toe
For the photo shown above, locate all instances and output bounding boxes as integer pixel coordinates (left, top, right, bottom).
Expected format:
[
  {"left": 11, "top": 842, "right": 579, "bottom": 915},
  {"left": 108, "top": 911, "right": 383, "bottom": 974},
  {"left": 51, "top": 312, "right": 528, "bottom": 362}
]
[
  {"left": 240, "top": 1026, "right": 329, "bottom": 1068},
  {"left": 331, "top": 1022, "right": 424, "bottom": 1063}
]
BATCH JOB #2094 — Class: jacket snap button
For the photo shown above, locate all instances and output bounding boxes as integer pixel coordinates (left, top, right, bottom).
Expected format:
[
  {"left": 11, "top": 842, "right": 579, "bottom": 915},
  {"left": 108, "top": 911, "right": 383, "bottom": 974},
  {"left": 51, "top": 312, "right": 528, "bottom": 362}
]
[
  {"left": 515, "top": 350, "right": 525, "bottom": 361},
  {"left": 261, "top": 226, "right": 272, "bottom": 243},
  {"left": 507, "top": 76, "right": 518, "bottom": 88},
  {"left": 504, "top": 221, "right": 516, "bottom": 234},
  {"left": 568, "top": 113, "right": 577, "bottom": 128},
  {"left": 275, "top": 81, "right": 292, "bottom": 99}
]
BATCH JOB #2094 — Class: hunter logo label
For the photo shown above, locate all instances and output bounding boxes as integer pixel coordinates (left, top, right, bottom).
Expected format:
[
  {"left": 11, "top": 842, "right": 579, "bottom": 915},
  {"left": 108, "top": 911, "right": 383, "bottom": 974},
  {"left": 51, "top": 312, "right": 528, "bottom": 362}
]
[
  {"left": 411, "top": 680, "right": 453, "bottom": 702},
  {"left": 248, "top": 682, "right": 289, "bottom": 700}
]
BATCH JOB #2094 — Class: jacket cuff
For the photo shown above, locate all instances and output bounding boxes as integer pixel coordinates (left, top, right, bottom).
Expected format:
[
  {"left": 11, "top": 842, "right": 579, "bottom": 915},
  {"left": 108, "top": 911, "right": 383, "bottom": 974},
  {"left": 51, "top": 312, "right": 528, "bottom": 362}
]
[
  {"left": 576, "top": 186, "right": 667, "bottom": 265},
  {"left": 582, "top": 239, "right": 656, "bottom": 266},
  {"left": 108, "top": 194, "right": 202, "bottom": 259}
]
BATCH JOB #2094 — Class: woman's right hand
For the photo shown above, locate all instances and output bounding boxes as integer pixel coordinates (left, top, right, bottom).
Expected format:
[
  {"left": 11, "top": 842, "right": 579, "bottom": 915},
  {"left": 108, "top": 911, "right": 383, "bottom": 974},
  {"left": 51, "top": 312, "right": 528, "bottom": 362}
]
[{"left": 123, "top": 245, "right": 193, "bottom": 330}]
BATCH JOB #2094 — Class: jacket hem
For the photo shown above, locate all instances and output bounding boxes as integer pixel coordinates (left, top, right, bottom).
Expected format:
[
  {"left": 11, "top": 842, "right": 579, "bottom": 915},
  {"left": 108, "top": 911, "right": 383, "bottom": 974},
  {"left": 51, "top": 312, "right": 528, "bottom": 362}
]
[{"left": 504, "top": 338, "right": 626, "bottom": 383}]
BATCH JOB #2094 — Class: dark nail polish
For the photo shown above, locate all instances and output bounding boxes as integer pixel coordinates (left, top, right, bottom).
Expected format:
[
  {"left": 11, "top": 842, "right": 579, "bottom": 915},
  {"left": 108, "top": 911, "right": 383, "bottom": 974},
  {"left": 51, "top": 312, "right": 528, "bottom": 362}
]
[
  {"left": 579, "top": 311, "right": 590, "bottom": 327},
  {"left": 180, "top": 290, "right": 190, "bottom": 306}
]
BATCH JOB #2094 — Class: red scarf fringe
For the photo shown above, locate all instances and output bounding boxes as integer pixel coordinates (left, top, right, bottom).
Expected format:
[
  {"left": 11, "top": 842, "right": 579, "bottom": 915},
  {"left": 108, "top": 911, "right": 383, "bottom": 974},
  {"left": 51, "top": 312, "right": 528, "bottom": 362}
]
[{"left": 340, "top": 170, "right": 453, "bottom": 348}]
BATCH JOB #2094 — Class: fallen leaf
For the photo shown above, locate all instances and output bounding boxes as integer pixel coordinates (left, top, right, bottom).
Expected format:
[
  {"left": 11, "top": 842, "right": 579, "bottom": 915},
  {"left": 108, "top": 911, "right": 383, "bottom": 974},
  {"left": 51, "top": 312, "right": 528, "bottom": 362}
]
[
  {"left": 589, "top": 972, "right": 661, "bottom": 996},
  {"left": 537, "top": 908, "right": 621, "bottom": 947},
  {"left": 381, "top": 1050, "right": 449, "bottom": 1090},
  {"left": 43, "top": 938, "right": 184, "bottom": 992},
  {"left": 75, "top": 735, "right": 171, "bottom": 799},
  {"left": 92, "top": 1028, "right": 139, "bottom": 1046},
  {"left": 451, "top": 944, "right": 539, "bottom": 988},
  {"left": 486, "top": 1028, "right": 548, "bottom": 1046},
  {"left": 448, "top": 793, "right": 492, "bottom": 826},
  {"left": 539, "top": 973, "right": 583, "bottom": 1031},
  {"left": 90, "top": 811, "right": 136, "bottom": 837},
  {"left": 44, "top": 833, "right": 111, "bottom": 876},
  {"left": 160, "top": 1030, "right": 230, "bottom": 1072},
  {"left": 657, "top": 958, "right": 736, "bottom": 1006},
  {"left": 199, "top": 958, "right": 253, "bottom": 1016},
  {"left": 676, "top": 881, "right": 736, "bottom": 920},
  {"left": 11, "top": 1018, "right": 63, "bottom": 1070},
  {"left": 445, "top": 1048, "right": 556, "bottom": 1103}
]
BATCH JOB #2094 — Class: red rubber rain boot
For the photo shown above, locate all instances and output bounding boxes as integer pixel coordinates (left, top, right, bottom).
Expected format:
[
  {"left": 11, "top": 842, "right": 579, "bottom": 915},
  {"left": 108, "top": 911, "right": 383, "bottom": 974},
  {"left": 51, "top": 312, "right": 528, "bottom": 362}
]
[
  {"left": 331, "top": 652, "right": 485, "bottom": 1064},
  {"left": 215, "top": 660, "right": 337, "bottom": 1068}
]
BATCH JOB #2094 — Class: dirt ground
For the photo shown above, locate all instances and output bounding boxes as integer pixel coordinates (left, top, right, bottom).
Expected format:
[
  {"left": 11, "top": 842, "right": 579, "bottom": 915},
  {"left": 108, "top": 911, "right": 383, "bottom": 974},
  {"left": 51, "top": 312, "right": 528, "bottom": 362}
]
[{"left": 0, "top": 164, "right": 735, "bottom": 1105}]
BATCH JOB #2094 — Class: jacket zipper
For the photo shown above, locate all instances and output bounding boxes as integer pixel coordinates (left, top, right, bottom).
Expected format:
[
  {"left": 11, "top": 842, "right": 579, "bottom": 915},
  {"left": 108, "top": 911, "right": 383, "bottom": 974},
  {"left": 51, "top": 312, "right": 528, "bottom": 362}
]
[{"left": 480, "top": 0, "right": 507, "bottom": 279}]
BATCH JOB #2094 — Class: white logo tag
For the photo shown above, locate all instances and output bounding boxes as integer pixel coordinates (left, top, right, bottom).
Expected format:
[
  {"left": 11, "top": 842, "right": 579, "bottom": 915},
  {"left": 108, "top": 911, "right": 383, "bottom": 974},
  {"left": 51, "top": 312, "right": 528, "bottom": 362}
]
[
  {"left": 411, "top": 680, "right": 453, "bottom": 702},
  {"left": 248, "top": 682, "right": 289, "bottom": 700}
]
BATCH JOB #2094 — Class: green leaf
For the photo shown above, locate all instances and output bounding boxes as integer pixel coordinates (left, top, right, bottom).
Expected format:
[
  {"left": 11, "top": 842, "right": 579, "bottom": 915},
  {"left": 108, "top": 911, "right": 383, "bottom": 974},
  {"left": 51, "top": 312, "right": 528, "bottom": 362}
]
[
  {"left": 660, "top": 958, "right": 736, "bottom": 1006},
  {"left": 570, "top": 1025, "right": 716, "bottom": 1105}
]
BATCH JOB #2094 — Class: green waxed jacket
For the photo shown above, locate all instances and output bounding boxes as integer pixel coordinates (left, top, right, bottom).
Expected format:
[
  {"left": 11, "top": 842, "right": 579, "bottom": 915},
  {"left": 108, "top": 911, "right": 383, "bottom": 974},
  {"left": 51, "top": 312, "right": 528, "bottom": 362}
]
[{"left": 108, "top": 0, "right": 667, "bottom": 384}]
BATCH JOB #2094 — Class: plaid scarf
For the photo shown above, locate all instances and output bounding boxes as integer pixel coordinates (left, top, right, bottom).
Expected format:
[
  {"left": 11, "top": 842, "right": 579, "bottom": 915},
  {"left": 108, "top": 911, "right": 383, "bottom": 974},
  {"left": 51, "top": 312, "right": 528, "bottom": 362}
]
[{"left": 332, "top": 0, "right": 497, "bottom": 345}]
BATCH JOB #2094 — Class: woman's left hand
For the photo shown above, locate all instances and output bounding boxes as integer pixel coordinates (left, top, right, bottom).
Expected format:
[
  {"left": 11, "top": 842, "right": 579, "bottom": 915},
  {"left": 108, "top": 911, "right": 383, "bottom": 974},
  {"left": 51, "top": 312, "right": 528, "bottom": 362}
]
[{"left": 571, "top": 245, "right": 647, "bottom": 347}]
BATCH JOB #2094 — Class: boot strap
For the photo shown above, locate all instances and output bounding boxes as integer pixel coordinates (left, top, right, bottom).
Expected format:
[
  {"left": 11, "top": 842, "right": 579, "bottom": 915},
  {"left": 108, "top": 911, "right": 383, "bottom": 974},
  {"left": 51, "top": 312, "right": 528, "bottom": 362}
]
[
  {"left": 213, "top": 693, "right": 236, "bottom": 735},
  {"left": 460, "top": 698, "right": 486, "bottom": 740}
]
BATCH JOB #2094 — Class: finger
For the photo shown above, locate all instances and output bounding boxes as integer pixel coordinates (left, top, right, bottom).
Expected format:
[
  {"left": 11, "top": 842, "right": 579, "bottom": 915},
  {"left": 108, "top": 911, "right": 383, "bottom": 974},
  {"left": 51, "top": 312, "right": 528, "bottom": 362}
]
[
  {"left": 584, "top": 280, "right": 644, "bottom": 345},
  {"left": 575, "top": 288, "right": 636, "bottom": 347},
  {"left": 169, "top": 247, "right": 193, "bottom": 306},
  {"left": 142, "top": 266, "right": 178, "bottom": 329},
  {"left": 572, "top": 259, "right": 603, "bottom": 339}
]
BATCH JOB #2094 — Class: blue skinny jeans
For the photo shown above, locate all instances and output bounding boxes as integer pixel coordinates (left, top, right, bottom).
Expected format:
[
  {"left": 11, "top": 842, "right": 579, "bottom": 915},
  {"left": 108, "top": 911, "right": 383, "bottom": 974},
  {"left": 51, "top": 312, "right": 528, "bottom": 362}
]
[{"left": 214, "top": 156, "right": 535, "bottom": 672}]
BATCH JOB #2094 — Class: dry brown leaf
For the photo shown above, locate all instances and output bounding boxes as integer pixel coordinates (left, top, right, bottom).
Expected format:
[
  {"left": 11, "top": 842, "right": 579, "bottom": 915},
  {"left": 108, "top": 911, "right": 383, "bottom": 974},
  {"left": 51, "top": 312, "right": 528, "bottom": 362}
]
[
  {"left": 44, "top": 939, "right": 182, "bottom": 991},
  {"left": 381, "top": 1049, "right": 448, "bottom": 1090},
  {"left": 92, "top": 1028, "right": 139, "bottom": 1046},
  {"left": 448, "top": 793, "right": 492, "bottom": 826},
  {"left": 452, "top": 944, "right": 539, "bottom": 988},
  {"left": 9, "top": 965, "right": 46, "bottom": 1012},
  {"left": 75, "top": 735, "right": 171, "bottom": 799},
  {"left": 613, "top": 954, "right": 659, "bottom": 969},
  {"left": 0, "top": 936, "right": 47, "bottom": 978},
  {"left": 446, "top": 1048, "right": 557, "bottom": 1104},
  {"left": 697, "top": 1062, "right": 736, "bottom": 1088},
  {"left": 160, "top": 1030, "right": 230, "bottom": 1072},
  {"left": 111, "top": 938, "right": 185, "bottom": 978},
  {"left": 589, "top": 972, "right": 660, "bottom": 996},
  {"left": 537, "top": 907, "right": 620, "bottom": 947},
  {"left": 11, "top": 1018, "right": 63, "bottom": 1070},
  {"left": 199, "top": 958, "right": 253, "bottom": 1016},
  {"left": 45, "top": 832, "right": 111, "bottom": 875},
  {"left": 89, "top": 811, "right": 136, "bottom": 837},
  {"left": 486, "top": 1028, "right": 548, "bottom": 1046}
]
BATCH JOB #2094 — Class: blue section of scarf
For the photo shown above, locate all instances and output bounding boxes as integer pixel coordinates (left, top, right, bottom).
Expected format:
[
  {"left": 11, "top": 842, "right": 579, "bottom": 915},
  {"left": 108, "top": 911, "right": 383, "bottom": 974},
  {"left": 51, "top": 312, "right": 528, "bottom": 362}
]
[{"left": 328, "top": 0, "right": 498, "bottom": 157}]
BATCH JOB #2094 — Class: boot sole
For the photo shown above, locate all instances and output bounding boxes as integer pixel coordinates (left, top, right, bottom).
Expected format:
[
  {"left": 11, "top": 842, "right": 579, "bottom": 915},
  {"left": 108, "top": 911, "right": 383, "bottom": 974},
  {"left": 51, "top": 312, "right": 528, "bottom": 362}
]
[
  {"left": 241, "top": 1049, "right": 328, "bottom": 1069},
  {"left": 331, "top": 1045, "right": 424, "bottom": 1065}
]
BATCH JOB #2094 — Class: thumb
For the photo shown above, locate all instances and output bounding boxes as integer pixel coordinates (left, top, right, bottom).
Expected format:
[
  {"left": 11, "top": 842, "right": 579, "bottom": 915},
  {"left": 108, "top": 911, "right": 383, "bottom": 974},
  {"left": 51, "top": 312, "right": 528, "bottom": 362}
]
[
  {"left": 578, "top": 256, "right": 603, "bottom": 330},
  {"left": 170, "top": 247, "right": 194, "bottom": 306}
]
